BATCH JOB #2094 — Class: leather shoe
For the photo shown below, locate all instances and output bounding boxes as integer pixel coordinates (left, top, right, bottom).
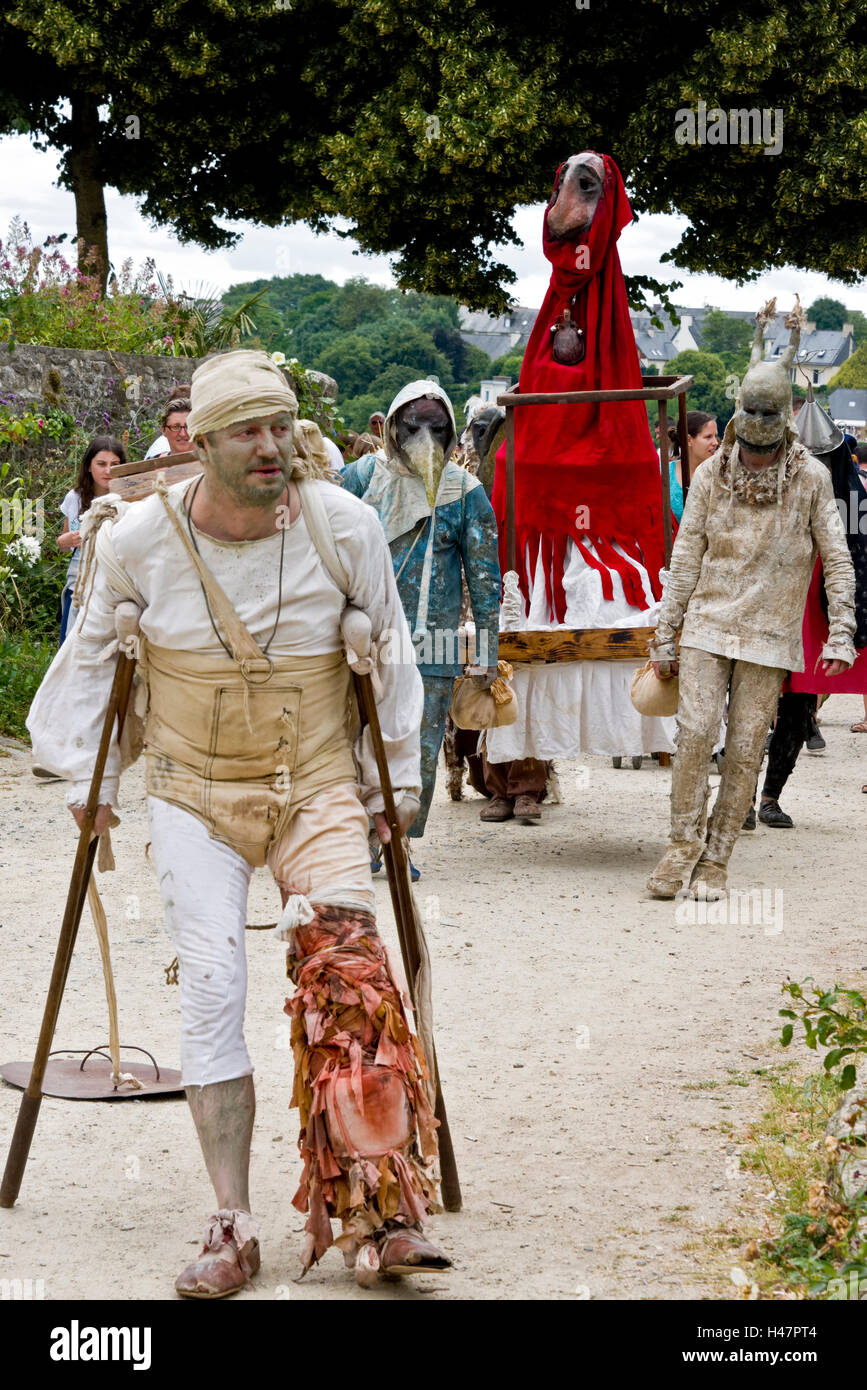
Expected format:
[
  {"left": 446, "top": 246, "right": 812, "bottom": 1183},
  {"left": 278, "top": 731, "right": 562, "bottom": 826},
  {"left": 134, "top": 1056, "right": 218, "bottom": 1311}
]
[{"left": 758, "top": 798, "right": 794, "bottom": 828}]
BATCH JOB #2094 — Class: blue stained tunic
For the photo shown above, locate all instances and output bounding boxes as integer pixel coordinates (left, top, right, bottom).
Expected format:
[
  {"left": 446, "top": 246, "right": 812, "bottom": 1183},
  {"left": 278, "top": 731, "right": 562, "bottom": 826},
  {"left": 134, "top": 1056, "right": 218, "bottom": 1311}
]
[{"left": 341, "top": 455, "right": 501, "bottom": 677}]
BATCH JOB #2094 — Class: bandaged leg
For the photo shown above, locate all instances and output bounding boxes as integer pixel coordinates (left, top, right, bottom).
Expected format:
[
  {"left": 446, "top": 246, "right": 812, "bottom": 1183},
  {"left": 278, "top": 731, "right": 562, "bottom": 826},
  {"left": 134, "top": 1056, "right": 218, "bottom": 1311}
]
[
  {"left": 269, "top": 783, "right": 440, "bottom": 1274},
  {"left": 148, "top": 796, "right": 254, "bottom": 1085},
  {"left": 692, "top": 659, "right": 785, "bottom": 897},
  {"left": 647, "top": 647, "right": 729, "bottom": 898},
  {"left": 148, "top": 797, "right": 259, "bottom": 1296}
]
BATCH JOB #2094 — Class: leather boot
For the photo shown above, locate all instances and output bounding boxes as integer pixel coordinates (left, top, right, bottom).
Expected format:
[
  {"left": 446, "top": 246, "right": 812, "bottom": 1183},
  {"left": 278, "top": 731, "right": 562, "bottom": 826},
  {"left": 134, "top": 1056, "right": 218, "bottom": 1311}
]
[{"left": 647, "top": 839, "right": 705, "bottom": 898}]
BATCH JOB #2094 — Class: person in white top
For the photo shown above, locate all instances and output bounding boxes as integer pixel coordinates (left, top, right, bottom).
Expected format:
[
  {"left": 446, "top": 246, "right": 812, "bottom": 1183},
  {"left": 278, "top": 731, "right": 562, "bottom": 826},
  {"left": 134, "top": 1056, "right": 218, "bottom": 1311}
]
[
  {"left": 57, "top": 435, "right": 125, "bottom": 641},
  {"left": 143, "top": 395, "right": 192, "bottom": 460},
  {"left": 27, "top": 350, "right": 450, "bottom": 1296}
]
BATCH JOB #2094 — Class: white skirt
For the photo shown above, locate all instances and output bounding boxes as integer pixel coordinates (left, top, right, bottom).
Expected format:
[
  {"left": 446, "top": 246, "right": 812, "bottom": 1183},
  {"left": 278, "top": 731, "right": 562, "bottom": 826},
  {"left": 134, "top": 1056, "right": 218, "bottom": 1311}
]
[{"left": 487, "top": 537, "right": 677, "bottom": 761}]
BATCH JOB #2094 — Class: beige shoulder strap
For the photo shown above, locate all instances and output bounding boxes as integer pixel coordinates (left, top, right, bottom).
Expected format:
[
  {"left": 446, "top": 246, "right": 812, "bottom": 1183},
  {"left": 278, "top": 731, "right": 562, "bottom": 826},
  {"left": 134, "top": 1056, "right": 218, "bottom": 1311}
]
[
  {"left": 155, "top": 479, "right": 267, "bottom": 670},
  {"left": 297, "top": 478, "right": 350, "bottom": 597}
]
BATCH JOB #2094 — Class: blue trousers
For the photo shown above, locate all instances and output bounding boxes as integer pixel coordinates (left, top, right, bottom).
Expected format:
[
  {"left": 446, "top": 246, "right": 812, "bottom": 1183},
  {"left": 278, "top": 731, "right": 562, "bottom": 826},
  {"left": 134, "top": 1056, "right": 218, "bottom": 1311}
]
[
  {"left": 59, "top": 586, "right": 75, "bottom": 644},
  {"left": 410, "top": 673, "right": 455, "bottom": 839}
]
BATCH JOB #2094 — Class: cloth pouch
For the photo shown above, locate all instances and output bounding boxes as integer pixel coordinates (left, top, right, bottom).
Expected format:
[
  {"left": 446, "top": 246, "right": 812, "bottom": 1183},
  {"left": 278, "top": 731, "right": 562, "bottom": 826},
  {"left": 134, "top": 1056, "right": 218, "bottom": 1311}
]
[{"left": 630, "top": 659, "right": 679, "bottom": 717}]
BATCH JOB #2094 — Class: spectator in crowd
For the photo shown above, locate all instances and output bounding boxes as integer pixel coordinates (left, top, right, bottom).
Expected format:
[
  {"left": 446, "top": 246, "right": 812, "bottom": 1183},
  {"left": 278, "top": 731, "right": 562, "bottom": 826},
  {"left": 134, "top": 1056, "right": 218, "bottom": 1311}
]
[
  {"left": 144, "top": 395, "right": 192, "bottom": 459},
  {"left": 665, "top": 411, "right": 719, "bottom": 522},
  {"left": 57, "top": 435, "right": 126, "bottom": 642},
  {"left": 294, "top": 418, "right": 344, "bottom": 480}
]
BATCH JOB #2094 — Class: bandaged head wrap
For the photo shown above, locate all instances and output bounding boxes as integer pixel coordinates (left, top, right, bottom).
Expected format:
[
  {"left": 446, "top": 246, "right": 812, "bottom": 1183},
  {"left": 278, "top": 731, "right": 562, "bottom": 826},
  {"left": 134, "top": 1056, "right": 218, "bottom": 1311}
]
[{"left": 186, "top": 350, "right": 298, "bottom": 438}]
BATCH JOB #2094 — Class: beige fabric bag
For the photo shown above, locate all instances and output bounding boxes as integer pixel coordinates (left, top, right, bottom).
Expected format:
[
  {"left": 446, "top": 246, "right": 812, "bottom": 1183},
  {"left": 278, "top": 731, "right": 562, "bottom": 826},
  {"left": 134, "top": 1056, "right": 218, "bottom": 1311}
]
[
  {"left": 449, "top": 659, "right": 518, "bottom": 730},
  {"left": 630, "top": 660, "right": 679, "bottom": 717}
]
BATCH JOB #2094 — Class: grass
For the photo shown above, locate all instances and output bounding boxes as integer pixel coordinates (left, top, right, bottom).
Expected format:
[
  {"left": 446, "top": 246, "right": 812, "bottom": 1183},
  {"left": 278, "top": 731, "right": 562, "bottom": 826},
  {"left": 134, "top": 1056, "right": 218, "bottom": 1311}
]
[
  {"left": 725, "top": 1069, "right": 867, "bottom": 1299},
  {"left": 0, "top": 632, "right": 54, "bottom": 739}
]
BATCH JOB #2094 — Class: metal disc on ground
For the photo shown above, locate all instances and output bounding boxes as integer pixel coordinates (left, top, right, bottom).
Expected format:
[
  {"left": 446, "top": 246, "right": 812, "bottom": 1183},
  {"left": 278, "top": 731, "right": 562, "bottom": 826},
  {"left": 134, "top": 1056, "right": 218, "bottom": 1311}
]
[{"left": 0, "top": 1047, "right": 183, "bottom": 1100}]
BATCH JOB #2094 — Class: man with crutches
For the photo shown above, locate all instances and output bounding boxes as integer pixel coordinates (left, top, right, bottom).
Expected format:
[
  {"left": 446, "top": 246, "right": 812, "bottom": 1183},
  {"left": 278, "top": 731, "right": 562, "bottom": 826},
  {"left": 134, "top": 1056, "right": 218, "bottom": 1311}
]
[{"left": 21, "top": 350, "right": 452, "bottom": 1295}]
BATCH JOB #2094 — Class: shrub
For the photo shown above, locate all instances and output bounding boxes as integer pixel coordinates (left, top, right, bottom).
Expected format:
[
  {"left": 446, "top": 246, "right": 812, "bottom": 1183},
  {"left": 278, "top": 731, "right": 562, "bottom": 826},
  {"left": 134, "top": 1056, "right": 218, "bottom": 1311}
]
[{"left": 0, "top": 633, "right": 54, "bottom": 740}]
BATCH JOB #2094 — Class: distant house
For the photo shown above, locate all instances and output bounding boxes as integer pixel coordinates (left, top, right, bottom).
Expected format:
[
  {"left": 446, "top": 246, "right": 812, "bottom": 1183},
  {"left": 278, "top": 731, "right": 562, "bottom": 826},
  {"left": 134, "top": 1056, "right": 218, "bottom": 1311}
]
[
  {"left": 766, "top": 324, "right": 855, "bottom": 389},
  {"left": 828, "top": 388, "right": 867, "bottom": 432},
  {"left": 632, "top": 326, "right": 680, "bottom": 373},
  {"left": 479, "top": 376, "right": 512, "bottom": 404},
  {"left": 458, "top": 305, "right": 538, "bottom": 360}
]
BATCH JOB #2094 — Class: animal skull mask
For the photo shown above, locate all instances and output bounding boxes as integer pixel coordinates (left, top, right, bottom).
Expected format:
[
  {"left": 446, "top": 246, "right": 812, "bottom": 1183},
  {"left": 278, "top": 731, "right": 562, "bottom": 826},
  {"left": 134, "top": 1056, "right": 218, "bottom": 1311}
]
[
  {"left": 546, "top": 152, "right": 605, "bottom": 240},
  {"left": 733, "top": 297, "right": 804, "bottom": 455}
]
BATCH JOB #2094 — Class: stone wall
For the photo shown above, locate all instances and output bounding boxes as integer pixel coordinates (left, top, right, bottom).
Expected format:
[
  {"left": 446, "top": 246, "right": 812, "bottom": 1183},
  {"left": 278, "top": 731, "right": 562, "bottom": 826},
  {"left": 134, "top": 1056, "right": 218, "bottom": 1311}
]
[
  {"left": 0, "top": 343, "right": 338, "bottom": 433},
  {"left": 0, "top": 343, "right": 205, "bottom": 431}
]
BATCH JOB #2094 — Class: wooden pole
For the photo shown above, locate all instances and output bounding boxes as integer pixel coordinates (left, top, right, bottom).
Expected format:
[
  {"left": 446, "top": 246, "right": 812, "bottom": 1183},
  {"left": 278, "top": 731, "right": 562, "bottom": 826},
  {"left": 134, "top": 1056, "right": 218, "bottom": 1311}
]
[
  {"left": 0, "top": 650, "right": 136, "bottom": 1209},
  {"left": 505, "top": 404, "right": 516, "bottom": 574},
  {"left": 352, "top": 672, "right": 462, "bottom": 1213},
  {"left": 678, "top": 391, "right": 691, "bottom": 498},
  {"left": 658, "top": 398, "right": 672, "bottom": 567}
]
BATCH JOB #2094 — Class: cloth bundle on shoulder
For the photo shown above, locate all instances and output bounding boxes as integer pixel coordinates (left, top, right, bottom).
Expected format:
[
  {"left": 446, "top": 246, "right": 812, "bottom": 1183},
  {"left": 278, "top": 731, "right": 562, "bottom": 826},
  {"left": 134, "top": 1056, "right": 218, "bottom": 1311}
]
[{"left": 449, "top": 660, "right": 517, "bottom": 729}]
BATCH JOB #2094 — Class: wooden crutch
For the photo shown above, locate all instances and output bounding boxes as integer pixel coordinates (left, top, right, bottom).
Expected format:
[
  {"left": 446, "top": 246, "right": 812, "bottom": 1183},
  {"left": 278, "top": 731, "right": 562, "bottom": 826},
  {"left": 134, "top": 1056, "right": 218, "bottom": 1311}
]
[
  {"left": 352, "top": 663, "right": 462, "bottom": 1213},
  {"left": 0, "top": 644, "right": 137, "bottom": 1208}
]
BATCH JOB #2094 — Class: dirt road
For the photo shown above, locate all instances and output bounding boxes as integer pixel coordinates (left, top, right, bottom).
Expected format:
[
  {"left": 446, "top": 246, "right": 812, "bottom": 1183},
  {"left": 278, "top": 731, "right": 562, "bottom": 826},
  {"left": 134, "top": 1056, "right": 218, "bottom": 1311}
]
[{"left": 1, "top": 696, "right": 863, "bottom": 1301}]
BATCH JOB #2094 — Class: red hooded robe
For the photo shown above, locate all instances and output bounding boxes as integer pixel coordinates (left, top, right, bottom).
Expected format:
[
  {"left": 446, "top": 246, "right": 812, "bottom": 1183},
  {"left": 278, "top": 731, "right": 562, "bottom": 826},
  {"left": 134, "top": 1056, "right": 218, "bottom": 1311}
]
[{"left": 492, "top": 154, "right": 665, "bottom": 622}]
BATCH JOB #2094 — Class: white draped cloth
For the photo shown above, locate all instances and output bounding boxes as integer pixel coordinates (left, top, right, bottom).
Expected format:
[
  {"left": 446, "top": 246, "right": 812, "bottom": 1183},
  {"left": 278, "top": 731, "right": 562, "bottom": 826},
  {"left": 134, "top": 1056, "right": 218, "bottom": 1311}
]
[{"left": 486, "top": 537, "right": 677, "bottom": 761}]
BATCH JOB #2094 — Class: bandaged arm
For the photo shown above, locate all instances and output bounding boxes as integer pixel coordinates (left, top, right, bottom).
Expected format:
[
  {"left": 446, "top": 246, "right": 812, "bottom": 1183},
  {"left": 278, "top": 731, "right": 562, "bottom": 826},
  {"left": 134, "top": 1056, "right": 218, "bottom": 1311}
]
[
  {"left": 26, "top": 557, "right": 131, "bottom": 809},
  {"left": 649, "top": 463, "right": 711, "bottom": 663},
  {"left": 811, "top": 466, "right": 857, "bottom": 666},
  {"left": 334, "top": 503, "right": 423, "bottom": 814}
]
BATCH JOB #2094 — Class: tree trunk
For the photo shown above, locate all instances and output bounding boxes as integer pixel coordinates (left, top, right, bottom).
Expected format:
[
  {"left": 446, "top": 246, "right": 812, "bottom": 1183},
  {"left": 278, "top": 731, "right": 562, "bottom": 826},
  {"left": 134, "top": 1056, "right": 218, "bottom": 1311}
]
[{"left": 68, "top": 93, "right": 109, "bottom": 293}]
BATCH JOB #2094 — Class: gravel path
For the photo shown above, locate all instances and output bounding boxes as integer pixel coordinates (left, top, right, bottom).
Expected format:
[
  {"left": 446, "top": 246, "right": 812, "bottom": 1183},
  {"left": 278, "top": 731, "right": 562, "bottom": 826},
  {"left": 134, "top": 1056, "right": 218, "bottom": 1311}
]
[{"left": 0, "top": 695, "right": 863, "bottom": 1300}]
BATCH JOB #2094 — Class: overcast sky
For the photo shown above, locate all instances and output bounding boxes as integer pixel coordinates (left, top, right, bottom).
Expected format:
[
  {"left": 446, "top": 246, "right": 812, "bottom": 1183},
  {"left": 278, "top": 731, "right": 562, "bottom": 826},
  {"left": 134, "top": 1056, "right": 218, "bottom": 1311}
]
[{"left": 2, "top": 133, "right": 865, "bottom": 319}]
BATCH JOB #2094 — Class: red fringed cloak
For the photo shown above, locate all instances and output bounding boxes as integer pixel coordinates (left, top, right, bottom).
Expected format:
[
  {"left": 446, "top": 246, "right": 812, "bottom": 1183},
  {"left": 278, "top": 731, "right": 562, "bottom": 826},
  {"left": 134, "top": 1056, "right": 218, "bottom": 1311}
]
[{"left": 492, "top": 154, "right": 665, "bottom": 621}]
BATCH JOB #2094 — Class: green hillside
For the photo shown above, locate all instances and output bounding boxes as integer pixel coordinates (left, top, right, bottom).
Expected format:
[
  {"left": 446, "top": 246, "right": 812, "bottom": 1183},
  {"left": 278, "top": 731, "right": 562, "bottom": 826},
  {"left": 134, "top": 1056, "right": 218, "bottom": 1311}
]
[{"left": 221, "top": 274, "right": 492, "bottom": 432}]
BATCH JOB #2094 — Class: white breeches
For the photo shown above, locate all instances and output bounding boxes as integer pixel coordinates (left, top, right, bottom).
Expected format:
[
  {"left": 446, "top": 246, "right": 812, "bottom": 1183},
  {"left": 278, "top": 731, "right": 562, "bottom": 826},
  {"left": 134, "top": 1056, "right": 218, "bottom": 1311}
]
[{"left": 147, "top": 783, "right": 373, "bottom": 1087}]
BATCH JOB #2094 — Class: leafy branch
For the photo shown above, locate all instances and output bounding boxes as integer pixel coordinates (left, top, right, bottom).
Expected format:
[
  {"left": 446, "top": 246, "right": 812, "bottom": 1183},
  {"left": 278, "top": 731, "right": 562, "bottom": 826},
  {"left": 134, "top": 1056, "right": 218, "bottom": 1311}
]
[{"left": 780, "top": 980, "right": 867, "bottom": 1091}]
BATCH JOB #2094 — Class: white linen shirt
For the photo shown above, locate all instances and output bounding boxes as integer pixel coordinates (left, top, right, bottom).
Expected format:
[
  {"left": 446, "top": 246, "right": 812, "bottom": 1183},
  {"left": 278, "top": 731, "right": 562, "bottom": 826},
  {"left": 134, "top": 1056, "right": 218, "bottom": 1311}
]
[{"left": 27, "top": 477, "right": 423, "bottom": 812}]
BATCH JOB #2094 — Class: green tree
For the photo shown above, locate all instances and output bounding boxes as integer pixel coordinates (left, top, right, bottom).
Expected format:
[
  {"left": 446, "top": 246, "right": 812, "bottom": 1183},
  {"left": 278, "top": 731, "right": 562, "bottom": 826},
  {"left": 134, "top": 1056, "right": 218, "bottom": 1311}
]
[
  {"left": 806, "top": 297, "right": 848, "bottom": 331},
  {"left": 489, "top": 350, "right": 526, "bottom": 380},
  {"left": 827, "top": 343, "right": 867, "bottom": 391},
  {"left": 3, "top": 1, "right": 864, "bottom": 311},
  {"left": 314, "top": 334, "right": 381, "bottom": 399},
  {"left": 665, "top": 349, "right": 733, "bottom": 425},
  {"left": 847, "top": 311, "right": 867, "bottom": 347},
  {"left": 700, "top": 310, "right": 753, "bottom": 356}
]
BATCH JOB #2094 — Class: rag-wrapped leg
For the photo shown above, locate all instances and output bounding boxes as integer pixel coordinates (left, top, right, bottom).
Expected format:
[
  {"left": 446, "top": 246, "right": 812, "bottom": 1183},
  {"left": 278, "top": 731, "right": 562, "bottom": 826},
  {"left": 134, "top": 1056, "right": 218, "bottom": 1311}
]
[{"left": 285, "top": 904, "right": 440, "bottom": 1271}]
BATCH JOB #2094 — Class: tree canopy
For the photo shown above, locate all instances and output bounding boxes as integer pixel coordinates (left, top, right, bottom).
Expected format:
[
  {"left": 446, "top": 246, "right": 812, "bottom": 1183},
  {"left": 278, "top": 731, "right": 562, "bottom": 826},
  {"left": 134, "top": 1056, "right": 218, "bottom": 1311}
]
[
  {"left": 828, "top": 343, "right": 867, "bottom": 391},
  {"left": 226, "top": 273, "right": 492, "bottom": 429},
  {"left": 665, "top": 349, "right": 734, "bottom": 426},
  {"left": 699, "top": 310, "right": 753, "bottom": 356},
  {"left": 2, "top": 0, "right": 865, "bottom": 310},
  {"left": 807, "top": 297, "right": 849, "bottom": 331}
]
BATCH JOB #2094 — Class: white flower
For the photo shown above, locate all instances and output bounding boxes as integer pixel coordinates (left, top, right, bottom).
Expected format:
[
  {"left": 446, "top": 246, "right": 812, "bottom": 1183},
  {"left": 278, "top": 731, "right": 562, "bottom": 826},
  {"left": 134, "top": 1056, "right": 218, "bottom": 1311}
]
[
  {"left": 270, "top": 351, "right": 287, "bottom": 367},
  {"left": 5, "top": 534, "right": 41, "bottom": 567}
]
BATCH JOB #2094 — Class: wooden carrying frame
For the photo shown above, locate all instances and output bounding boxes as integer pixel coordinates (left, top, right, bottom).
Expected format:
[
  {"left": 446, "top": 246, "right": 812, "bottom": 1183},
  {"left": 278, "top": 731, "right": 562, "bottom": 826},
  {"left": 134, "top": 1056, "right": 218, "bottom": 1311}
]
[
  {"left": 496, "top": 374, "right": 692, "bottom": 665},
  {"left": 109, "top": 449, "right": 201, "bottom": 502}
]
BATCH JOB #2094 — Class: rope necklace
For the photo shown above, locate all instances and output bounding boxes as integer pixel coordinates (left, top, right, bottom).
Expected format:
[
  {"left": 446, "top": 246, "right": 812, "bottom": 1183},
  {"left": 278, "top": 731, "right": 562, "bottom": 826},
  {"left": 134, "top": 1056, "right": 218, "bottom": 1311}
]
[{"left": 184, "top": 473, "right": 287, "bottom": 660}]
